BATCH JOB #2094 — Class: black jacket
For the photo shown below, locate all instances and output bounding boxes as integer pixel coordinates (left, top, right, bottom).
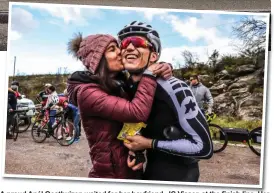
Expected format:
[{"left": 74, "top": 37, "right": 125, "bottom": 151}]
[
  {"left": 8, "top": 91, "right": 17, "bottom": 110},
  {"left": 128, "top": 77, "right": 213, "bottom": 181}
]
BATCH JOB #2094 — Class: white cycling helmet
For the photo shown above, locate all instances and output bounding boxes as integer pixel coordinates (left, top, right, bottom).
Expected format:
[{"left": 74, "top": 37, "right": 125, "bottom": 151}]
[
  {"left": 117, "top": 21, "right": 162, "bottom": 56},
  {"left": 45, "top": 83, "right": 52, "bottom": 87}
]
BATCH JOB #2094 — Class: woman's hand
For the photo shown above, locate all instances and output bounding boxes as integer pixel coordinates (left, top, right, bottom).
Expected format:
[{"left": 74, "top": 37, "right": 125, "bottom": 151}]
[
  {"left": 124, "top": 135, "right": 152, "bottom": 151},
  {"left": 147, "top": 62, "right": 173, "bottom": 80},
  {"left": 127, "top": 151, "right": 144, "bottom": 171},
  {"left": 154, "top": 62, "right": 173, "bottom": 80}
]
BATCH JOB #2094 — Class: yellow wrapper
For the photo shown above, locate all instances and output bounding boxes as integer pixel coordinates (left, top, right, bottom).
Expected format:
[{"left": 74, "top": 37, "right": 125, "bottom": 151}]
[{"left": 117, "top": 122, "right": 147, "bottom": 143}]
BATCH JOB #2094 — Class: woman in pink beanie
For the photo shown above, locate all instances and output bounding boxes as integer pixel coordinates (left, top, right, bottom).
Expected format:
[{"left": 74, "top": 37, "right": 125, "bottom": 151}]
[{"left": 66, "top": 33, "right": 171, "bottom": 179}]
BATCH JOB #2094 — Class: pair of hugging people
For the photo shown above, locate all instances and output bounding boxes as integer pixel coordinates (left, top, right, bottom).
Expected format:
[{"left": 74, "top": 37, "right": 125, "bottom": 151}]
[{"left": 66, "top": 20, "right": 213, "bottom": 182}]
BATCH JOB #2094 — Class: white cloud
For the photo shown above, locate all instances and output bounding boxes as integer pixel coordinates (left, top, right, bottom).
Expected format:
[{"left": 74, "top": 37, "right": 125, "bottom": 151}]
[
  {"left": 160, "top": 14, "right": 224, "bottom": 44},
  {"left": 48, "top": 20, "right": 63, "bottom": 26},
  {"left": 116, "top": 8, "right": 168, "bottom": 22},
  {"left": 27, "top": 4, "right": 104, "bottom": 26},
  {"left": 156, "top": 12, "right": 249, "bottom": 68},
  {"left": 138, "top": 9, "right": 168, "bottom": 22},
  {"left": 197, "top": 13, "right": 222, "bottom": 28},
  {"left": 159, "top": 37, "right": 239, "bottom": 69},
  {"left": 10, "top": 7, "right": 39, "bottom": 40},
  {"left": 10, "top": 30, "right": 22, "bottom": 41},
  {"left": 116, "top": 9, "right": 132, "bottom": 15},
  {"left": 9, "top": 44, "right": 84, "bottom": 76}
]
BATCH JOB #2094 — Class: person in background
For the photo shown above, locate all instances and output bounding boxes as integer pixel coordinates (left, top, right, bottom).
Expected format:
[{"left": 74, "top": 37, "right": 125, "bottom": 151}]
[
  {"left": 36, "top": 83, "right": 51, "bottom": 107},
  {"left": 6, "top": 85, "right": 18, "bottom": 139},
  {"left": 60, "top": 87, "right": 82, "bottom": 137},
  {"left": 44, "top": 85, "right": 59, "bottom": 131},
  {"left": 8, "top": 81, "right": 22, "bottom": 99},
  {"left": 57, "top": 89, "right": 81, "bottom": 143},
  {"left": 189, "top": 74, "right": 214, "bottom": 114}
]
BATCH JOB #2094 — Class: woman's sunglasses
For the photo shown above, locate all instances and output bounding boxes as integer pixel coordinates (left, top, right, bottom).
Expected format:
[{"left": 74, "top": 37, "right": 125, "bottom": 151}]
[{"left": 120, "top": 36, "right": 154, "bottom": 51}]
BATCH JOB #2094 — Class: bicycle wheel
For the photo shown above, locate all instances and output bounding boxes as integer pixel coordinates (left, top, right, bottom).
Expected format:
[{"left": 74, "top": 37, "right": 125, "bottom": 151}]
[
  {"left": 31, "top": 120, "right": 47, "bottom": 143},
  {"left": 56, "top": 120, "right": 76, "bottom": 146},
  {"left": 248, "top": 127, "right": 262, "bottom": 156},
  {"left": 209, "top": 123, "right": 228, "bottom": 153},
  {"left": 11, "top": 114, "right": 19, "bottom": 141},
  {"left": 18, "top": 116, "right": 32, "bottom": 133}
]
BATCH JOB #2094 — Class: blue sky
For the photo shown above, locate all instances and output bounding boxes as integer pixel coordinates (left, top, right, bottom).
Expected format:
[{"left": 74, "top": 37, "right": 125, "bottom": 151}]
[{"left": 8, "top": 3, "right": 269, "bottom": 75}]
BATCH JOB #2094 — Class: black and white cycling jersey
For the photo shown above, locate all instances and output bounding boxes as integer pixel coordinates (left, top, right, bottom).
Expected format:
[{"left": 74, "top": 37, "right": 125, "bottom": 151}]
[{"left": 153, "top": 77, "right": 213, "bottom": 159}]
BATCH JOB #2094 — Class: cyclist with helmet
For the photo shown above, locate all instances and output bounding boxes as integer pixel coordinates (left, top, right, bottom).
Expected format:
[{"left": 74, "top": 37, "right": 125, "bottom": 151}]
[
  {"left": 6, "top": 85, "right": 18, "bottom": 139},
  {"left": 43, "top": 85, "right": 60, "bottom": 131},
  {"left": 8, "top": 81, "right": 22, "bottom": 99},
  {"left": 189, "top": 74, "right": 214, "bottom": 115},
  {"left": 36, "top": 83, "right": 51, "bottom": 107},
  {"left": 117, "top": 21, "right": 213, "bottom": 182}
]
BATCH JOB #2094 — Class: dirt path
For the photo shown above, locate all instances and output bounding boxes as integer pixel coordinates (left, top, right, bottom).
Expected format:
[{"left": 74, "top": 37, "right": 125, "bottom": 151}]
[{"left": 4, "top": 129, "right": 261, "bottom": 185}]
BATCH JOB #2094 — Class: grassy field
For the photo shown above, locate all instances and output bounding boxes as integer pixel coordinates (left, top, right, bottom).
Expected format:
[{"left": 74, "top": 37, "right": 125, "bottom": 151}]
[{"left": 211, "top": 116, "right": 262, "bottom": 131}]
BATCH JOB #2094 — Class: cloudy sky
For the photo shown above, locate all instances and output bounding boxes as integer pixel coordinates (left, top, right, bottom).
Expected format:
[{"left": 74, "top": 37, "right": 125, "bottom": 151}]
[{"left": 7, "top": 3, "right": 269, "bottom": 75}]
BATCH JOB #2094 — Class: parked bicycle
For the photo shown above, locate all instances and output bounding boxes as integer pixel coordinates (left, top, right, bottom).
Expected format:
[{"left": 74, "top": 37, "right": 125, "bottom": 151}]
[
  {"left": 205, "top": 112, "right": 228, "bottom": 153},
  {"left": 31, "top": 109, "right": 76, "bottom": 146},
  {"left": 7, "top": 108, "right": 30, "bottom": 141},
  {"left": 247, "top": 126, "right": 262, "bottom": 156}
]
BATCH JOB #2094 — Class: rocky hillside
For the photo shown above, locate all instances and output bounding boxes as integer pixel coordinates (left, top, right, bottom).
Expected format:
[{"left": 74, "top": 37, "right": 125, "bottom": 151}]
[
  {"left": 8, "top": 74, "right": 69, "bottom": 103},
  {"left": 9, "top": 63, "right": 265, "bottom": 121},
  {"left": 184, "top": 64, "right": 264, "bottom": 121}
]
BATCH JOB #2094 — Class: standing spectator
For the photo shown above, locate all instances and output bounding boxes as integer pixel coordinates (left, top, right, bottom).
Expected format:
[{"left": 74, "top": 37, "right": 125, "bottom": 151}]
[
  {"left": 7, "top": 85, "right": 18, "bottom": 139},
  {"left": 8, "top": 81, "right": 22, "bottom": 99},
  {"left": 189, "top": 74, "right": 214, "bottom": 114}
]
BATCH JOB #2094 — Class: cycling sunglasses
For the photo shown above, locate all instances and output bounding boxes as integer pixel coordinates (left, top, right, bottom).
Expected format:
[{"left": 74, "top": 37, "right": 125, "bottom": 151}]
[{"left": 120, "top": 36, "right": 154, "bottom": 51}]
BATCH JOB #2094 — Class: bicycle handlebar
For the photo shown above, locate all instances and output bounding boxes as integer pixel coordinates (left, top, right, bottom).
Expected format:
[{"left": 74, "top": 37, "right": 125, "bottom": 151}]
[
  {"left": 205, "top": 112, "right": 217, "bottom": 123},
  {"left": 8, "top": 109, "right": 30, "bottom": 113},
  {"left": 16, "top": 108, "right": 31, "bottom": 112}
]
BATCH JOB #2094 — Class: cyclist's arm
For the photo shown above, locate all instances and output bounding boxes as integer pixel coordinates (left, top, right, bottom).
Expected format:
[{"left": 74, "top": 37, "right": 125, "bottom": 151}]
[
  {"left": 8, "top": 88, "right": 16, "bottom": 94},
  {"left": 36, "top": 92, "right": 41, "bottom": 101},
  {"left": 44, "top": 97, "right": 50, "bottom": 109},
  {"left": 153, "top": 79, "right": 213, "bottom": 159},
  {"left": 205, "top": 88, "right": 213, "bottom": 108}
]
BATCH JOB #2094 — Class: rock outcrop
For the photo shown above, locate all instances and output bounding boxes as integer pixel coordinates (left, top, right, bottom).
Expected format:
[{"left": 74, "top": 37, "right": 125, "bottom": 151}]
[{"left": 208, "top": 66, "right": 264, "bottom": 121}]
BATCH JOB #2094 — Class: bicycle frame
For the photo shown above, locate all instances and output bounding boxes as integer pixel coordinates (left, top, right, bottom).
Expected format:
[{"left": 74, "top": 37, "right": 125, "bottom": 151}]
[{"left": 40, "top": 110, "right": 66, "bottom": 135}]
